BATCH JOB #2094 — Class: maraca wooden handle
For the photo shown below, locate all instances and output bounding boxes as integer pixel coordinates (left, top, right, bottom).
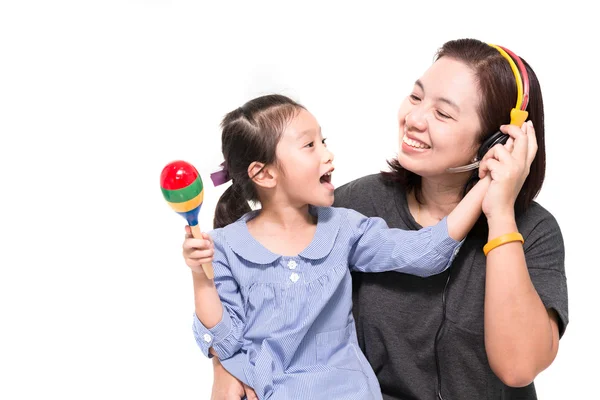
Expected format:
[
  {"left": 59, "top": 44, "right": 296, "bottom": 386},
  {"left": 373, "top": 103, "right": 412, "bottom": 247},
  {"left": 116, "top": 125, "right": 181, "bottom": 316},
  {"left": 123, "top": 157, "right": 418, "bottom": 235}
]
[{"left": 190, "top": 224, "right": 215, "bottom": 279}]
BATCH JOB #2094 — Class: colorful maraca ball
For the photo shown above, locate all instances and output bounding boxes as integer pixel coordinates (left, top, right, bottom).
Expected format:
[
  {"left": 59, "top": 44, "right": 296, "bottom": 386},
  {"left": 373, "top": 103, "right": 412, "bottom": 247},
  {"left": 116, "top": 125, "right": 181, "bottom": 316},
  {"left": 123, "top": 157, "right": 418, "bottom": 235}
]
[{"left": 160, "top": 160, "right": 204, "bottom": 226}]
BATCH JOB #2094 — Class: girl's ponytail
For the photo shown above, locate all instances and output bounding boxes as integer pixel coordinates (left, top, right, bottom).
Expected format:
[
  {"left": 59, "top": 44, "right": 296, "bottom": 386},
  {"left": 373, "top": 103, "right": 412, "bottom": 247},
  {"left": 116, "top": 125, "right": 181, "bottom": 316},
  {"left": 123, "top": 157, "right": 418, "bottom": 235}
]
[{"left": 213, "top": 184, "right": 251, "bottom": 229}]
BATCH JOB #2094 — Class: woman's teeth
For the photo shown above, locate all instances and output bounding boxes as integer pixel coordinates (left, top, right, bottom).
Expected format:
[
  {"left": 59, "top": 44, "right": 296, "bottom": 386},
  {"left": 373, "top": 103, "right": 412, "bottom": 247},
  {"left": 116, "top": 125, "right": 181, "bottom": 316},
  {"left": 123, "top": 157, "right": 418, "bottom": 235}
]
[{"left": 403, "top": 135, "right": 431, "bottom": 149}]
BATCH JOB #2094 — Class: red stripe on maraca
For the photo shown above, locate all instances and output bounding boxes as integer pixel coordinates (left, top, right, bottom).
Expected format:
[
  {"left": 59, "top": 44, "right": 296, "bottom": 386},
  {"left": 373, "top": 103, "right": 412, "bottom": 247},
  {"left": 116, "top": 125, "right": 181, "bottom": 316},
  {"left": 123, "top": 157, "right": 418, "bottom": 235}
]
[{"left": 160, "top": 160, "right": 199, "bottom": 190}]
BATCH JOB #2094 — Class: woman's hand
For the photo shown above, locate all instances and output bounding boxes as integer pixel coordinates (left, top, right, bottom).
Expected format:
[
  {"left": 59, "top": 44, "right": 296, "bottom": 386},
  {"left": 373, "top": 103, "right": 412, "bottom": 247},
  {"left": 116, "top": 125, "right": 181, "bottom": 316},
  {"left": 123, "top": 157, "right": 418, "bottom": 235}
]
[{"left": 478, "top": 120, "right": 538, "bottom": 220}]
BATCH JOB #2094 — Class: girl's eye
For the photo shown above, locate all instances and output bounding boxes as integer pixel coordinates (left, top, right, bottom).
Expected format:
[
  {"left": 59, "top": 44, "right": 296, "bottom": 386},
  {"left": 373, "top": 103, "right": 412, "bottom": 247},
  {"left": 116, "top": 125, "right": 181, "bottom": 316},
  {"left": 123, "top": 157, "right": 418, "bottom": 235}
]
[
  {"left": 305, "top": 142, "right": 314, "bottom": 148},
  {"left": 436, "top": 110, "right": 451, "bottom": 119},
  {"left": 322, "top": 138, "right": 327, "bottom": 146}
]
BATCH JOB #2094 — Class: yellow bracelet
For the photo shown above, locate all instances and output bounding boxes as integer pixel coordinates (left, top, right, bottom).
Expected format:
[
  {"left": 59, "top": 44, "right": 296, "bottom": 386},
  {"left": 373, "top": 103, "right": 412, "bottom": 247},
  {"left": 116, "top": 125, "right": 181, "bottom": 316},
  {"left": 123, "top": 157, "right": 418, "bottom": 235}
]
[{"left": 483, "top": 232, "right": 524, "bottom": 256}]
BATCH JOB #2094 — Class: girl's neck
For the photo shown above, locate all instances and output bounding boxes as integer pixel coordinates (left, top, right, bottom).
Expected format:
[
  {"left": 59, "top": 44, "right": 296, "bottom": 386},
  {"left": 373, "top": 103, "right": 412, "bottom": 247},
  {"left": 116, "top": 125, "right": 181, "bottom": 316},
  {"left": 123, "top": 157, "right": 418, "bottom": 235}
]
[
  {"left": 247, "top": 201, "right": 317, "bottom": 256},
  {"left": 249, "top": 200, "right": 315, "bottom": 232}
]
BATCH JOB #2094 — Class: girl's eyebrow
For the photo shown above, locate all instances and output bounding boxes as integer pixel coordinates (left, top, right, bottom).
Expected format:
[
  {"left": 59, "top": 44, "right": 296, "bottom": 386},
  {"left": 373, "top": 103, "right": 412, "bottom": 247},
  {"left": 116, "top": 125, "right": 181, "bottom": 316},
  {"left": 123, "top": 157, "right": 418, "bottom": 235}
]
[{"left": 296, "top": 126, "right": 322, "bottom": 140}]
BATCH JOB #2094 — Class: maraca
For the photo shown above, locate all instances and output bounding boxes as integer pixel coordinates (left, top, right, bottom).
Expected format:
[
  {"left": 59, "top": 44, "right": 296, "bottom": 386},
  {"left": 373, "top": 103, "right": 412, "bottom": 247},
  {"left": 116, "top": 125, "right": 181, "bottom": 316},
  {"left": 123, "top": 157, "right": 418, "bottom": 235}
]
[{"left": 160, "top": 160, "right": 214, "bottom": 279}]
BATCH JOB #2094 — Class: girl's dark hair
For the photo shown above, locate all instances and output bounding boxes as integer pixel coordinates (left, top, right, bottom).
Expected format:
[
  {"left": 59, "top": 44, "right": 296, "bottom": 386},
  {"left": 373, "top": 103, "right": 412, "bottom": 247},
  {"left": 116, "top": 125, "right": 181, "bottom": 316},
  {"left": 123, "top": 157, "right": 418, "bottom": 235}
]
[
  {"left": 383, "top": 38, "right": 546, "bottom": 215},
  {"left": 213, "top": 94, "right": 305, "bottom": 229}
]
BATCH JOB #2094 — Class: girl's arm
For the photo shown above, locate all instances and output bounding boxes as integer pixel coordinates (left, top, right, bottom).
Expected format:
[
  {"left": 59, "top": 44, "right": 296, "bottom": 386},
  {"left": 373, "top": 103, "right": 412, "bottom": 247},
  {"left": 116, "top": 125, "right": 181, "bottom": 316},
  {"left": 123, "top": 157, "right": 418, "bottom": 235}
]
[
  {"left": 347, "top": 176, "right": 490, "bottom": 276},
  {"left": 183, "top": 228, "right": 245, "bottom": 360}
]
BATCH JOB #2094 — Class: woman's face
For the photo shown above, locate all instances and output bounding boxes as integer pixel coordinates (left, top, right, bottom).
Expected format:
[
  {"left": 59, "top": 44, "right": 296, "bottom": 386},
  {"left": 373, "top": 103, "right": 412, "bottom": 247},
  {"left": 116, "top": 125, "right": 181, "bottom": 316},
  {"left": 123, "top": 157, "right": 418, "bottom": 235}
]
[{"left": 397, "top": 57, "right": 483, "bottom": 178}]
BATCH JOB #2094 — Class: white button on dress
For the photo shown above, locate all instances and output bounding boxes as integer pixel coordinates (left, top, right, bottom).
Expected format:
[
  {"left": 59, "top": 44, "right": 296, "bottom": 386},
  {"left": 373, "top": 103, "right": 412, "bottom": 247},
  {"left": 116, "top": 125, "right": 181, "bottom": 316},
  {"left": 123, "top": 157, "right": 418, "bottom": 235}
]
[
  {"left": 287, "top": 260, "right": 297, "bottom": 269},
  {"left": 289, "top": 272, "right": 299, "bottom": 283}
]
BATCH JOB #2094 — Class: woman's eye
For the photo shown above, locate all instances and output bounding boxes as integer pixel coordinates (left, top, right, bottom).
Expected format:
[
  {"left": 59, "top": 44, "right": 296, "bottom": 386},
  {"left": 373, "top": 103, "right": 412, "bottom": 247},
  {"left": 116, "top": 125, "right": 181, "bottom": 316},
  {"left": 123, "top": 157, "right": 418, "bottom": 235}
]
[
  {"left": 409, "top": 94, "right": 421, "bottom": 102},
  {"left": 436, "top": 110, "right": 451, "bottom": 119}
]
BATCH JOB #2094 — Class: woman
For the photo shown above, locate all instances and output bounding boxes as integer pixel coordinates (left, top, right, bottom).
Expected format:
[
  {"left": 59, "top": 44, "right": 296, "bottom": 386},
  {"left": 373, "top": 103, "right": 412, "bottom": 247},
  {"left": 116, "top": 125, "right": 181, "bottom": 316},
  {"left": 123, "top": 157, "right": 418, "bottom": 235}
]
[{"left": 208, "top": 38, "right": 568, "bottom": 399}]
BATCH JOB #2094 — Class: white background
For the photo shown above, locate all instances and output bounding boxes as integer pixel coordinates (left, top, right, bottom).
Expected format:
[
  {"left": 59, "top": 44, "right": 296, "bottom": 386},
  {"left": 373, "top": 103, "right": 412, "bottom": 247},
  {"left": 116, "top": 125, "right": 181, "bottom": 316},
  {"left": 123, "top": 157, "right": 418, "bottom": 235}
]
[{"left": 1, "top": 1, "right": 597, "bottom": 399}]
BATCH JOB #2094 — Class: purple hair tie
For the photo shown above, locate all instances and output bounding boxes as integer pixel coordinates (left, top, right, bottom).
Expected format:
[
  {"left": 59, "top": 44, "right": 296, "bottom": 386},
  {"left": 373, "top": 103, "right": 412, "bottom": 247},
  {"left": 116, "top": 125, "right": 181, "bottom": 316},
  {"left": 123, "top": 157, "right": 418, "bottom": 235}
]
[{"left": 210, "top": 162, "right": 231, "bottom": 186}]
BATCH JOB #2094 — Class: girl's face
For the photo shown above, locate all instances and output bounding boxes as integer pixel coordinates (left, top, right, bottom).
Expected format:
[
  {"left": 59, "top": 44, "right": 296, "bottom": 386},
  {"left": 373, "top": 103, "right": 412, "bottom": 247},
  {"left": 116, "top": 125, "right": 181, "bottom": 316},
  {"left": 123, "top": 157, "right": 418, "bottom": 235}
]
[
  {"left": 274, "top": 108, "right": 336, "bottom": 207},
  {"left": 397, "top": 57, "right": 483, "bottom": 179}
]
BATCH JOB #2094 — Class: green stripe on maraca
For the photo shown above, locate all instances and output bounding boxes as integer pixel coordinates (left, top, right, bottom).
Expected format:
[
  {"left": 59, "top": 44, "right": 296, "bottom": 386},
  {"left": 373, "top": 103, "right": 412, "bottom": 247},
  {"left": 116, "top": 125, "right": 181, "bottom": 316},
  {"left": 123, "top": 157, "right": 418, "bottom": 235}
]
[{"left": 161, "top": 176, "right": 203, "bottom": 203}]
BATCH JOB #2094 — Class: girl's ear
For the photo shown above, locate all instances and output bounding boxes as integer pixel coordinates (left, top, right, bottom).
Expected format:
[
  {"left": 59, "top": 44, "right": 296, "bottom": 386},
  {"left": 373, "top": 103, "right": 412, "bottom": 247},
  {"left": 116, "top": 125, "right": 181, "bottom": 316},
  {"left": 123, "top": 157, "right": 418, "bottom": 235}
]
[{"left": 248, "top": 161, "right": 278, "bottom": 189}]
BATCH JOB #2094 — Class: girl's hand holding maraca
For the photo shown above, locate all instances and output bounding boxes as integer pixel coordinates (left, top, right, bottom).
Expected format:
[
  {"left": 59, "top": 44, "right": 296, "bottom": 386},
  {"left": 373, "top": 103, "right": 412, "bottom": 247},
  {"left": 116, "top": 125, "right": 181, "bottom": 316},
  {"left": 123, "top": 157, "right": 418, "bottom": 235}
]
[{"left": 182, "top": 226, "right": 215, "bottom": 277}]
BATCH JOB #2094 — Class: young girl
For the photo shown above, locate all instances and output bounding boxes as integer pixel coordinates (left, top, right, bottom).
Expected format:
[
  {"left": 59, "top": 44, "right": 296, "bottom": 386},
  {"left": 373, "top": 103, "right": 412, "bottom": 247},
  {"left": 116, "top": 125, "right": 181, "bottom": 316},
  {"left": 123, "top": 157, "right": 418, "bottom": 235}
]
[{"left": 182, "top": 94, "right": 496, "bottom": 400}]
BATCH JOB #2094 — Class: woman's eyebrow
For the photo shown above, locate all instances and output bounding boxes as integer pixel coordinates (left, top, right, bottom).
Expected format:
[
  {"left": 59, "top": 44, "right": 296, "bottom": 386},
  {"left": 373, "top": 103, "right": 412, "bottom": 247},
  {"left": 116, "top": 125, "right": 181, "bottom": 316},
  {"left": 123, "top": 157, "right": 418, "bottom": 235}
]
[{"left": 415, "top": 79, "right": 461, "bottom": 113}]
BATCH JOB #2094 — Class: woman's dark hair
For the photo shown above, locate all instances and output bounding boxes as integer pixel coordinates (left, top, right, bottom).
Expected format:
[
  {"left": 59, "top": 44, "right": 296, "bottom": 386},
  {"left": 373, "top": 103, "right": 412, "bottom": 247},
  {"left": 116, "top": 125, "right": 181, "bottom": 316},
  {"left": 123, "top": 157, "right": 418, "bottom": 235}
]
[
  {"left": 213, "top": 94, "right": 305, "bottom": 228},
  {"left": 383, "top": 38, "right": 546, "bottom": 214}
]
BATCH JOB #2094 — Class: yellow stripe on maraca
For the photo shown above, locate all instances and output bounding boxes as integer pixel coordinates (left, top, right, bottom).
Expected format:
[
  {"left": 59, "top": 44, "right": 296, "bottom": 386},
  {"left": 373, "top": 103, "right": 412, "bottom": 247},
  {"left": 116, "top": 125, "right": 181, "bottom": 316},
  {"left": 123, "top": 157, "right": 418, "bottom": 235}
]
[{"left": 167, "top": 190, "right": 204, "bottom": 213}]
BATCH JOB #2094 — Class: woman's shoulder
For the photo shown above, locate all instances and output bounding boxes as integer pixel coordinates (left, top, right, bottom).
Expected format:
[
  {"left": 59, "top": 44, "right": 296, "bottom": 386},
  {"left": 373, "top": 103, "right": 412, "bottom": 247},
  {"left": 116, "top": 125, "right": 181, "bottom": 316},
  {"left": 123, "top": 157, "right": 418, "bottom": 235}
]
[
  {"left": 516, "top": 201, "right": 564, "bottom": 247},
  {"left": 335, "top": 173, "right": 403, "bottom": 204},
  {"left": 518, "top": 201, "right": 562, "bottom": 232},
  {"left": 336, "top": 172, "right": 395, "bottom": 191},
  {"left": 333, "top": 173, "right": 409, "bottom": 223}
]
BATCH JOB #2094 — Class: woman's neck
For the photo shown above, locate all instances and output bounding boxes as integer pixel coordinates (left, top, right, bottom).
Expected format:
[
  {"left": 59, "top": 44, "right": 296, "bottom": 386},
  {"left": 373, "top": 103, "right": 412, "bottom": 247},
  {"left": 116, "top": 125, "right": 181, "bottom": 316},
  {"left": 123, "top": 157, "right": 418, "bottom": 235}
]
[{"left": 413, "top": 176, "right": 467, "bottom": 224}]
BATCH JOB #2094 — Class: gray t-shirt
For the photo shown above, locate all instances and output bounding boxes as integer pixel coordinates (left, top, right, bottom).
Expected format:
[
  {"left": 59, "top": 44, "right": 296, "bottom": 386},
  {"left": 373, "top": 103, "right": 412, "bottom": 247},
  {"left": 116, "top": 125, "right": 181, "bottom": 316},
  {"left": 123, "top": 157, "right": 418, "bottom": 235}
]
[{"left": 333, "top": 173, "right": 568, "bottom": 400}]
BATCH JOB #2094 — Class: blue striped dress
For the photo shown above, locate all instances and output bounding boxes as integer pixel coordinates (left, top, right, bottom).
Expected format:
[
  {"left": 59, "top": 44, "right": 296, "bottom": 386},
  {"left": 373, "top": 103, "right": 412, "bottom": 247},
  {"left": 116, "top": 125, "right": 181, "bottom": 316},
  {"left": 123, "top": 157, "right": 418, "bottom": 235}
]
[{"left": 192, "top": 206, "right": 462, "bottom": 400}]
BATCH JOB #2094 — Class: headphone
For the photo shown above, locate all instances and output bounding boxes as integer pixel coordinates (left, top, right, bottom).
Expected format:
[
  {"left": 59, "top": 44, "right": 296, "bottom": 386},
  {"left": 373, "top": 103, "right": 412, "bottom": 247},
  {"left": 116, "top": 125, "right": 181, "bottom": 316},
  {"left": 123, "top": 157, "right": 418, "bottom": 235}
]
[
  {"left": 446, "top": 44, "right": 531, "bottom": 173},
  {"left": 434, "top": 44, "right": 531, "bottom": 400}
]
